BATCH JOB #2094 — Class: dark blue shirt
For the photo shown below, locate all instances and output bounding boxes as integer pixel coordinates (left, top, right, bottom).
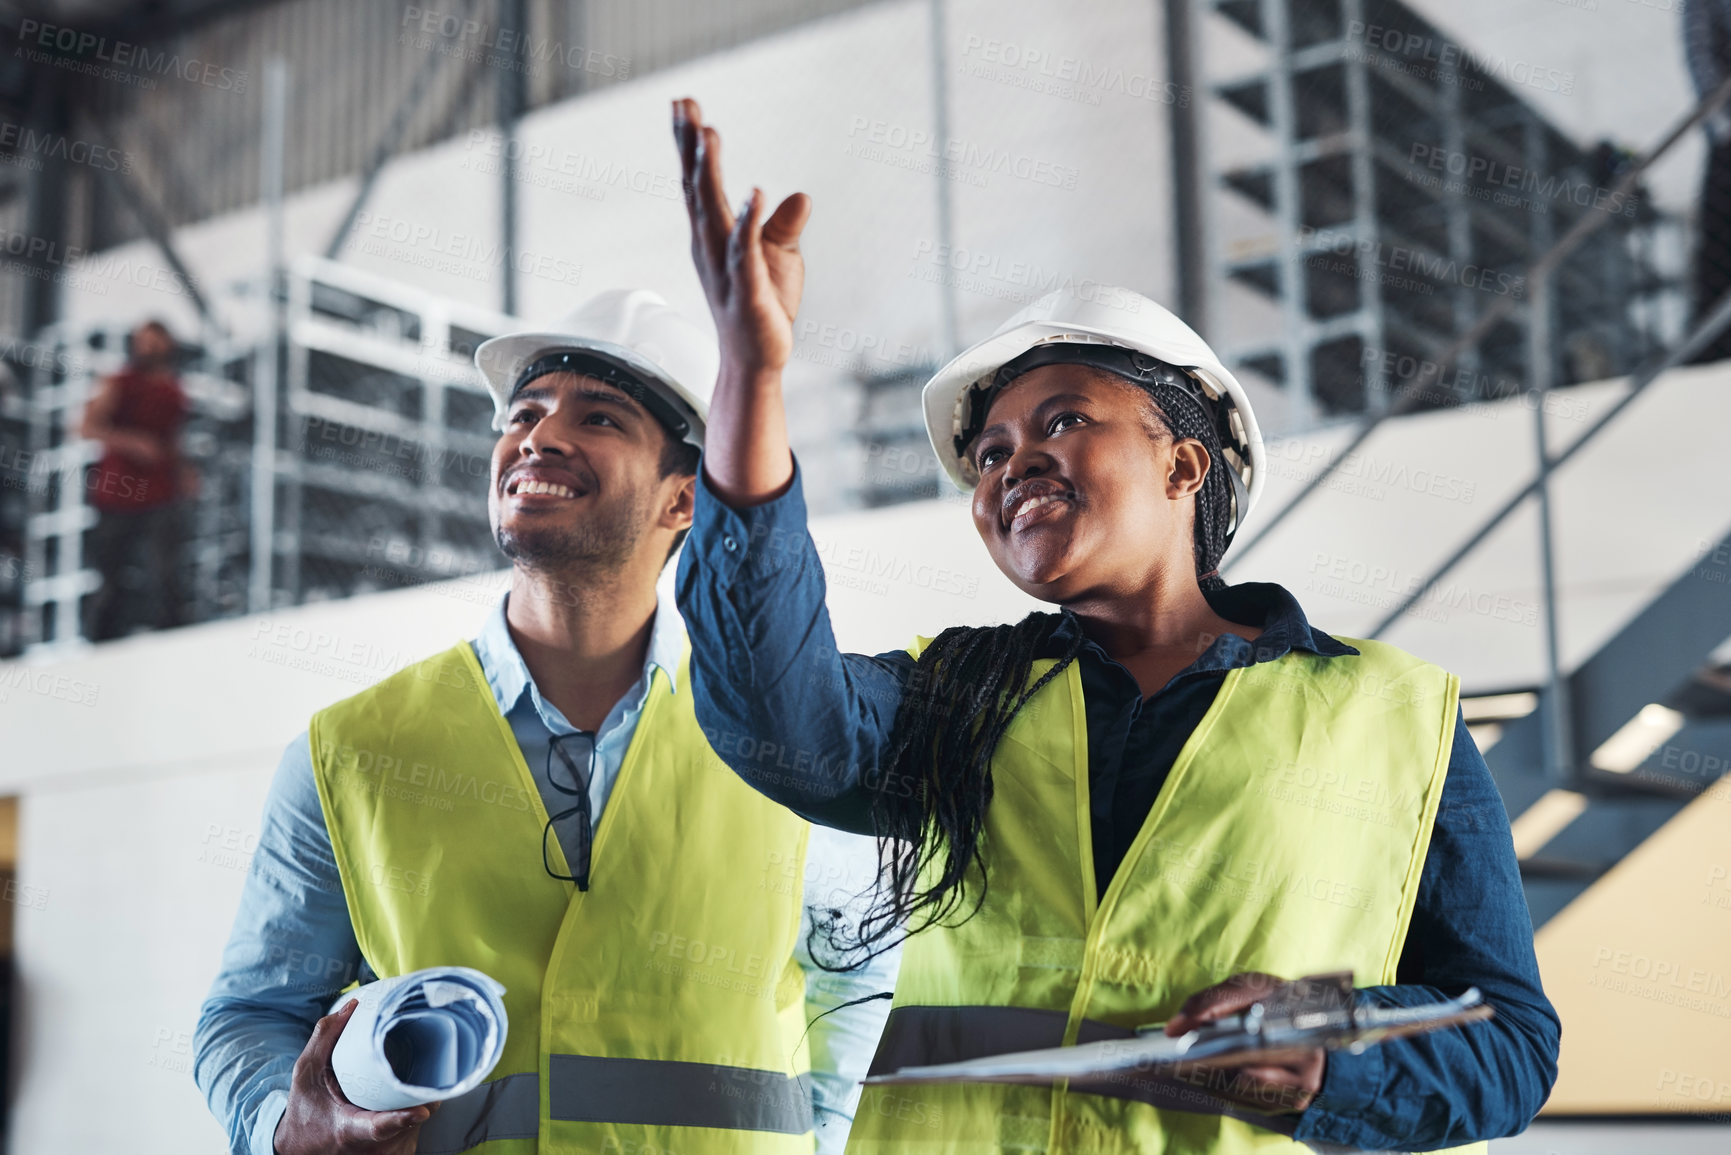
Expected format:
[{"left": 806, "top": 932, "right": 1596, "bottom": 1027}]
[{"left": 676, "top": 466, "right": 1560, "bottom": 1151}]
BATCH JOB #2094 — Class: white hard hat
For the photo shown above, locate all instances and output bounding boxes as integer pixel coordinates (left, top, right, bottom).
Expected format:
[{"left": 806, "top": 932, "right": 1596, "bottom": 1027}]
[
  {"left": 475, "top": 288, "right": 717, "bottom": 445},
  {"left": 922, "top": 287, "right": 1266, "bottom": 537}
]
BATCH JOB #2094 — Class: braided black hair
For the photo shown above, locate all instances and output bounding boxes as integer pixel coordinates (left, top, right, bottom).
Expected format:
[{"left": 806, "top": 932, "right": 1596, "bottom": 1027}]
[
  {"left": 808, "top": 355, "right": 1236, "bottom": 969},
  {"left": 1136, "top": 377, "right": 1233, "bottom": 591},
  {"left": 803, "top": 612, "right": 1085, "bottom": 969}
]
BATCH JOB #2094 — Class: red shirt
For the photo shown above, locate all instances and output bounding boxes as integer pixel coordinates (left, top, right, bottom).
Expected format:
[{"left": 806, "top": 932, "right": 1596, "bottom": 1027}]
[{"left": 90, "top": 367, "right": 187, "bottom": 511}]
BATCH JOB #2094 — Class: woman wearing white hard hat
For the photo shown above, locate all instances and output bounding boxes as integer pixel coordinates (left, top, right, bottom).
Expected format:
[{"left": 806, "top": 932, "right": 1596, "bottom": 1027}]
[{"left": 669, "top": 99, "right": 1558, "bottom": 1155}]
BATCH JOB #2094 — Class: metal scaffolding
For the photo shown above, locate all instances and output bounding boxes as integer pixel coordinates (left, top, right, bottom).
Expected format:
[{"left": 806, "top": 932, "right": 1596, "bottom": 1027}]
[
  {"left": 8, "top": 258, "right": 516, "bottom": 652},
  {"left": 1209, "top": 27, "right": 1731, "bottom": 926},
  {"left": 1205, "top": 0, "right": 1683, "bottom": 423},
  {"left": 12, "top": 324, "right": 251, "bottom": 647},
  {"left": 274, "top": 256, "right": 516, "bottom": 605}
]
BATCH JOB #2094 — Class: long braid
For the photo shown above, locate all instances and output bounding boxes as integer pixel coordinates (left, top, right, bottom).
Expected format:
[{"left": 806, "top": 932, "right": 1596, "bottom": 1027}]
[{"left": 808, "top": 612, "right": 1084, "bottom": 968}]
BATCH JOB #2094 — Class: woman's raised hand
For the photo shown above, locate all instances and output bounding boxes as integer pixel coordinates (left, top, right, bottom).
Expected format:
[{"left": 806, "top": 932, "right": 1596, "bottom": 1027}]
[
  {"left": 671, "top": 97, "right": 808, "bottom": 505},
  {"left": 673, "top": 98, "right": 812, "bottom": 385}
]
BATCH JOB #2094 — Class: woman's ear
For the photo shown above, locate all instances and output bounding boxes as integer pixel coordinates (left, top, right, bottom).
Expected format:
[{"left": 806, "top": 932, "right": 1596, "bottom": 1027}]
[{"left": 1166, "top": 439, "right": 1212, "bottom": 500}]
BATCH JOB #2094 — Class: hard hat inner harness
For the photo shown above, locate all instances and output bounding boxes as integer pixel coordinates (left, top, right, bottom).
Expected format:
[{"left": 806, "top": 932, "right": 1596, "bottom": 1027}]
[
  {"left": 510, "top": 349, "right": 694, "bottom": 441},
  {"left": 954, "top": 341, "right": 1248, "bottom": 539}
]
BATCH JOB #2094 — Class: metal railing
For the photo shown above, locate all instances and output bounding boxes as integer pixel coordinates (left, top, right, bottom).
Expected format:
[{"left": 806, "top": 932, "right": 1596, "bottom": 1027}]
[
  {"left": 18, "top": 332, "right": 252, "bottom": 648},
  {"left": 1224, "top": 72, "right": 1731, "bottom": 783}
]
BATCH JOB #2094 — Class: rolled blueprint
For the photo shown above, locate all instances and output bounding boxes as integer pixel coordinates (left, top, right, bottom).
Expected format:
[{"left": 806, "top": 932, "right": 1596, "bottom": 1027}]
[{"left": 329, "top": 966, "right": 508, "bottom": 1111}]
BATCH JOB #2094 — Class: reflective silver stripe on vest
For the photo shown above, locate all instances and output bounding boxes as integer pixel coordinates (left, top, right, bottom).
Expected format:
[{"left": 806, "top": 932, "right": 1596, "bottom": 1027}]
[
  {"left": 549, "top": 1054, "right": 814, "bottom": 1134},
  {"left": 415, "top": 1072, "right": 540, "bottom": 1154},
  {"left": 868, "top": 1005, "right": 1300, "bottom": 1138}
]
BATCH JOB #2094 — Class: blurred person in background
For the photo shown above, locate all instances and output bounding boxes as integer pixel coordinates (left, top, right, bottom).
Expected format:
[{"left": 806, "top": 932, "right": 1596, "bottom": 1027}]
[
  {"left": 78, "top": 318, "right": 195, "bottom": 640},
  {"left": 1686, "top": 0, "right": 1731, "bottom": 362},
  {"left": 671, "top": 98, "right": 1558, "bottom": 1154},
  {"left": 194, "top": 289, "right": 895, "bottom": 1155}
]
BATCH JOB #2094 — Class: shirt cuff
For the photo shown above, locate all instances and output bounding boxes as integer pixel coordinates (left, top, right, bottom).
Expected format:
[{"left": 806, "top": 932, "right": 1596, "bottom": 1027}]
[
  {"left": 690, "top": 457, "right": 812, "bottom": 582},
  {"left": 251, "top": 1089, "right": 289, "bottom": 1155},
  {"left": 1290, "top": 1043, "right": 1386, "bottom": 1146}
]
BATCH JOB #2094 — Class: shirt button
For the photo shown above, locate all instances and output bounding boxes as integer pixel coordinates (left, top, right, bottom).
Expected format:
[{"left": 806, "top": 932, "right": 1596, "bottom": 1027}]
[{"left": 723, "top": 536, "right": 738, "bottom": 552}]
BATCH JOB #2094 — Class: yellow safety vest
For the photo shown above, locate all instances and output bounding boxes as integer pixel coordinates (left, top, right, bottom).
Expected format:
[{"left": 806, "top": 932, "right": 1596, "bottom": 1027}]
[
  {"left": 309, "top": 643, "right": 815, "bottom": 1155},
  {"left": 848, "top": 636, "right": 1487, "bottom": 1155}
]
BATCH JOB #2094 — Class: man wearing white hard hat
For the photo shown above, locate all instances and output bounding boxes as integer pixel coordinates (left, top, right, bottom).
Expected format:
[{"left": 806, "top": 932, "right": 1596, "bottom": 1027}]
[
  {"left": 671, "top": 99, "right": 1557, "bottom": 1154},
  {"left": 195, "top": 288, "right": 897, "bottom": 1155}
]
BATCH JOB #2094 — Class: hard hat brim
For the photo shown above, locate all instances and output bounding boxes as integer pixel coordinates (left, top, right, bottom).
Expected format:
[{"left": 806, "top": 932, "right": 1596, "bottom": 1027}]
[
  {"left": 921, "top": 318, "right": 1265, "bottom": 524},
  {"left": 475, "top": 331, "right": 709, "bottom": 445}
]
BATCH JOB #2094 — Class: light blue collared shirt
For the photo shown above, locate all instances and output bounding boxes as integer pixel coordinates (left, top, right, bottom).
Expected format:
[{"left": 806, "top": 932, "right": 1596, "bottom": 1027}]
[
  {"left": 475, "top": 584, "right": 690, "bottom": 874},
  {"left": 195, "top": 590, "right": 898, "bottom": 1155}
]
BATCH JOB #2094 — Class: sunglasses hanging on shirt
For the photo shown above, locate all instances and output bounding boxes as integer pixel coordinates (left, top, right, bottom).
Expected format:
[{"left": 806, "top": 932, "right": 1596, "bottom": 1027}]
[{"left": 541, "top": 731, "right": 596, "bottom": 890}]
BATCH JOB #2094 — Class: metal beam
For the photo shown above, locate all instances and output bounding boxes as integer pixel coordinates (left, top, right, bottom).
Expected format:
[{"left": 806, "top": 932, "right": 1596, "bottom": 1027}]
[
  {"left": 1521, "top": 103, "right": 1571, "bottom": 783},
  {"left": 1339, "top": 0, "right": 1385, "bottom": 415},
  {"left": 18, "top": 69, "right": 70, "bottom": 337},
  {"left": 250, "top": 58, "right": 287, "bottom": 615},
  {"left": 1163, "top": 0, "right": 1205, "bottom": 333},
  {"left": 81, "top": 112, "right": 221, "bottom": 331},
  {"left": 324, "top": 0, "right": 483, "bottom": 261},
  {"left": 498, "top": 0, "right": 527, "bottom": 317},
  {"left": 1528, "top": 273, "right": 1572, "bottom": 782},
  {"left": 1260, "top": 0, "right": 1313, "bottom": 422}
]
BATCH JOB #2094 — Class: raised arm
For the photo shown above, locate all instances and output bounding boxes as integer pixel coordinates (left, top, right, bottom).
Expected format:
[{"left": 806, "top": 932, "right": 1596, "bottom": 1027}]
[
  {"left": 671, "top": 98, "right": 915, "bottom": 833},
  {"left": 672, "top": 96, "right": 810, "bottom": 506}
]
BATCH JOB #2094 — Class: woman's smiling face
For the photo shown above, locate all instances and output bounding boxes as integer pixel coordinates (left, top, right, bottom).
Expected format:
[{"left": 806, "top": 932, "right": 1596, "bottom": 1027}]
[{"left": 966, "top": 364, "right": 1211, "bottom": 604}]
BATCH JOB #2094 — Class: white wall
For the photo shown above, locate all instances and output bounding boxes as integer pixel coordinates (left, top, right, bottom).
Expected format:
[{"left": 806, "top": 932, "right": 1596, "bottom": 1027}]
[
  {"left": 3, "top": 580, "right": 499, "bottom": 1152},
  {"left": 1242, "top": 361, "right": 1731, "bottom": 687}
]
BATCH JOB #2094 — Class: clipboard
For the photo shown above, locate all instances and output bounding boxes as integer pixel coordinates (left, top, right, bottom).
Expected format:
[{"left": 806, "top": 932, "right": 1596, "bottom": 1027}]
[{"left": 864, "top": 972, "right": 1494, "bottom": 1087}]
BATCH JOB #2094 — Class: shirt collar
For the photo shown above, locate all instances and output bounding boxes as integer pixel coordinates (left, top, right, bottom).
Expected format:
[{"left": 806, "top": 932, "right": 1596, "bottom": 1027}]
[
  {"left": 1048, "top": 580, "right": 1357, "bottom": 676},
  {"left": 473, "top": 585, "right": 686, "bottom": 721},
  {"left": 644, "top": 589, "right": 687, "bottom": 694},
  {"left": 1203, "top": 581, "right": 1358, "bottom": 661}
]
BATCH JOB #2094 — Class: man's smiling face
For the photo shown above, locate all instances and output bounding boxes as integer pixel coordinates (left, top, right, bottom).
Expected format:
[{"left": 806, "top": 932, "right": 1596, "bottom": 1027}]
[{"left": 489, "top": 371, "right": 689, "bottom": 572}]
